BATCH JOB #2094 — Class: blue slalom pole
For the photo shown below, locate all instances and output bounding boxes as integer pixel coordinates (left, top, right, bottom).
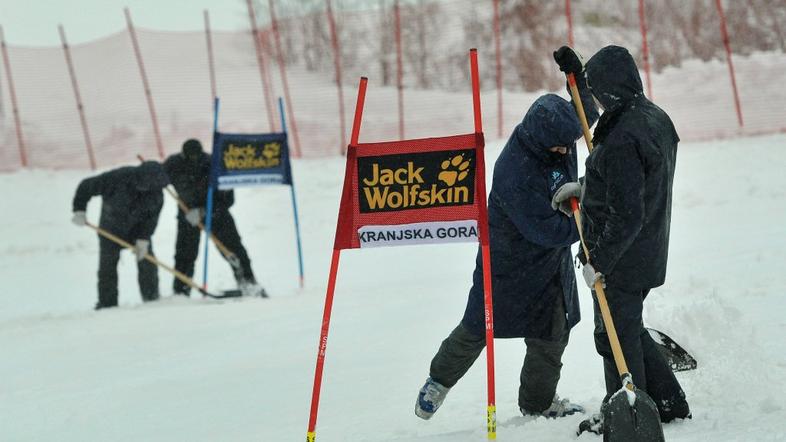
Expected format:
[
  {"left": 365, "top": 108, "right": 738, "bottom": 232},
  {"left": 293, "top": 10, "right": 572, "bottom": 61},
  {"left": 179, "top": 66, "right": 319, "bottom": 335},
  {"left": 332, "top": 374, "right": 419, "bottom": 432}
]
[
  {"left": 202, "top": 97, "right": 220, "bottom": 291},
  {"left": 280, "top": 97, "right": 305, "bottom": 288}
]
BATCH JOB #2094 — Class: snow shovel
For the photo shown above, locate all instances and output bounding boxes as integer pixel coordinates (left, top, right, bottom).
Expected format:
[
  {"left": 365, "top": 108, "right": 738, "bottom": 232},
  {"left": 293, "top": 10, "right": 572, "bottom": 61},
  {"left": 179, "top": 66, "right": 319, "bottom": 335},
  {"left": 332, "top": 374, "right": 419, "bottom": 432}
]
[
  {"left": 85, "top": 222, "right": 241, "bottom": 300},
  {"left": 566, "top": 72, "right": 664, "bottom": 441},
  {"left": 570, "top": 201, "right": 664, "bottom": 441},
  {"left": 647, "top": 327, "right": 697, "bottom": 372}
]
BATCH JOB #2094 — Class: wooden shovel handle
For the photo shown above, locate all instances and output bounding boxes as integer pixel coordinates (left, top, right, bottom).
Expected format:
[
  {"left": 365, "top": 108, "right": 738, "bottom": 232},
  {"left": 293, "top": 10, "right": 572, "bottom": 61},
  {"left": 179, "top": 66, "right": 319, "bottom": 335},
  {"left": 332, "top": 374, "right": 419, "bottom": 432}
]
[
  {"left": 85, "top": 221, "right": 208, "bottom": 296},
  {"left": 567, "top": 73, "right": 594, "bottom": 152},
  {"left": 566, "top": 73, "right": 635, "bottom": 387},
  {"left": 136, "top": 154, "right": 241, "bottom": 268}
]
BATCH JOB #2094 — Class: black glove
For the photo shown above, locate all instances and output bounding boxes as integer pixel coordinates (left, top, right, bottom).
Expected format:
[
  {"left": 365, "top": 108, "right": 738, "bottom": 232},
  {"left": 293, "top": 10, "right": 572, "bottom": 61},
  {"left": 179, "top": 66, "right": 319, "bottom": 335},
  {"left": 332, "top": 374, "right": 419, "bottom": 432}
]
[{"left": 553, "top": 46, "right": 583, "bottom": 74}]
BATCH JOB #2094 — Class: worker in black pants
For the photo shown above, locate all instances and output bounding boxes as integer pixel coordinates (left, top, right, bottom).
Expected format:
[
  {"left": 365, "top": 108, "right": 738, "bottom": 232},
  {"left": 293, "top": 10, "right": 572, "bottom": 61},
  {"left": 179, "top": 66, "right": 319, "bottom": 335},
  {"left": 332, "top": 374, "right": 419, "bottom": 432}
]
[
  {"left": 163, "top": 139, "right": 264, "bottom": 297},
  {"left": 71, "top": 161, "right": 169, "bottom": 309}
]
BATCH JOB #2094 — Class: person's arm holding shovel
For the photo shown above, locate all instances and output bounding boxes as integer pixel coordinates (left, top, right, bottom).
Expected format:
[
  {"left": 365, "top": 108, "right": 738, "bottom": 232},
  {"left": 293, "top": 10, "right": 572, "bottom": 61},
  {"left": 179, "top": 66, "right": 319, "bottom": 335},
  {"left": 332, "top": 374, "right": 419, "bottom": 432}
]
[{"left": 72, "top": 170, "right": 113, "bottom": 226}]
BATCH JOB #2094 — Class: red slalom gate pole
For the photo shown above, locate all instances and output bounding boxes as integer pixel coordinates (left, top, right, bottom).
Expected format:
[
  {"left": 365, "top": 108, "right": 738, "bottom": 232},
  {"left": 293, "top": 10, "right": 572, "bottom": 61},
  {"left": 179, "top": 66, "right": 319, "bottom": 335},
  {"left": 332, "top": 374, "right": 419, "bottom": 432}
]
[
  {"left": 306, "top": 77, "right": 367, "bottom": 442},
  {"left": 269, "top": 0, "right": 302, "bottom": 157},
  {"left": 492, "top": 0, "right": 503, "bottom": 138},
  {"left": 326, "top": 0, "right": 347, "bottom": 155},
  {"left": 125, "top": 8, "right": 165, "bottom": 160},
  {"left": 565, "top": 0, "right": 574, "bottom": 47},
  {"left": 394, "top": 0, "right": 404, "bottom": 140},
  {"left": 59, "top": 25, "right": 97, "bottom": 170},
  {"left": 0, "top": 25, "right": 27, "bottom": 168},
  {"left": 470, "top": 48, "right": 496, "bottom": 440},
  {"left": 350, "top": 78, "right": 368, "bottom": 146},
  {"left": 638, "top": 0, "right": 654, "bottom": 100},
  {"left": 715, "top": 0, "right": 744, "bottom": 128},
  {"left": 305, "top": 249, "right": 341, "bottom": 442},
  {"left": 245, "top": 0, "right": 277, "bottom": 132},
  {"left": 204, "top": 10, "right": 217, "bottom": 102}
]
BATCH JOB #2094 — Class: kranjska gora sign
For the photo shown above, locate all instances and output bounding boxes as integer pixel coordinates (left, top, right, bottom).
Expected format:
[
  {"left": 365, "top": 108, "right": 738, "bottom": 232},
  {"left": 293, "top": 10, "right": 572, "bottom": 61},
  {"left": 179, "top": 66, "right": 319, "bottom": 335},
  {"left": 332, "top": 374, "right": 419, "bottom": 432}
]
[
  {"left": 213, "top": 135, "right": 291, "bottom": 189},
  {"left": 356, "top": 149, "right": 479, "bottom": 247}
]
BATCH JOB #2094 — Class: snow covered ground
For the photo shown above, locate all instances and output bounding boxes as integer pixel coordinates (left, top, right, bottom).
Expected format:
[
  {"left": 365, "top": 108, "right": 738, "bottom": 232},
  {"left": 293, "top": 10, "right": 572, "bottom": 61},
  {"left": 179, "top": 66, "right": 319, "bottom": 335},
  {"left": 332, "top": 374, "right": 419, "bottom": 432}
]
[{"left": 1, "top": 133, "right": 786, "bottom": 441}]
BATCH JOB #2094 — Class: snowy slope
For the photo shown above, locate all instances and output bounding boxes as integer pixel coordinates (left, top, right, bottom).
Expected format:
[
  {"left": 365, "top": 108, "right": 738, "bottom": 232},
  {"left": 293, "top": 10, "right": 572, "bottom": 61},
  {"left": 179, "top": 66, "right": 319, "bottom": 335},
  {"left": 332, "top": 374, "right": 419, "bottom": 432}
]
[{"left": 1, "top": 134, "right": 786, "bottom": 441}]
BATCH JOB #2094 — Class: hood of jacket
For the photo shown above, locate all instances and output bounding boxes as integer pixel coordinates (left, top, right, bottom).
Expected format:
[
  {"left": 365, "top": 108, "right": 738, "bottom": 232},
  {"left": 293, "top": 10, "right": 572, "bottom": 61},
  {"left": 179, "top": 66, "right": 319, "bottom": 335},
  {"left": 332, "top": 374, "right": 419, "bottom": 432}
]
[
  {"left": 514, "top": 94, "right": 582, "bottom": 164},
  {"left": 585, "top": 45, "right": 643, "bottom": 113},
  {"left": 135, "top": 161, "right": 170, "bottom": 192}
]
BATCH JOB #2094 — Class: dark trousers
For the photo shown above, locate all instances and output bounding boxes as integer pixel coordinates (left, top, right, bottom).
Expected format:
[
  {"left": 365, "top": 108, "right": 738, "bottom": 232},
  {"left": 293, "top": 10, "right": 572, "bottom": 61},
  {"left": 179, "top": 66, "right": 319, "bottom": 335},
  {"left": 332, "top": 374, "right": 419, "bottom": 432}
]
[
  {"left": 593, "top": 286, "right": 690, "bottom": 422},
  {"left": 429, "top": 295, "right": 569, "bottom": 412},
  {"left": 173, "top": 210, "right": 255, "bottom": 294},
  {"left": 97, "top": 235, "right": 159, "bottom": 308}
]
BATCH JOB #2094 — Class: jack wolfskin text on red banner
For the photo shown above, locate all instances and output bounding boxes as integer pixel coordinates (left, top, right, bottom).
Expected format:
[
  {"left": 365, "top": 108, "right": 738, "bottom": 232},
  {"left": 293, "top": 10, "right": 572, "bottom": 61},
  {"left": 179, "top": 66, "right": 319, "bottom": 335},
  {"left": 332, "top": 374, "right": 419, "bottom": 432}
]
[{"left": 357, "top": 149, "right": 476, "bottom": 213}]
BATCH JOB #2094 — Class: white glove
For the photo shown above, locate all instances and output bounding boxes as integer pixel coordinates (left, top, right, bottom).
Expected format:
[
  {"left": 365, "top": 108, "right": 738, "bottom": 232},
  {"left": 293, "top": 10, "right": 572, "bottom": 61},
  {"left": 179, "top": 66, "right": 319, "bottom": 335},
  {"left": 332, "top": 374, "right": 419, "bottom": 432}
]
[
  {"left": 185, "top": 208, "right": 203, "bottom": 227},
  {"left": 134, "top": 239, "right": 150, "bottom": 262},
  {"left": 551, "top": 182, "right": 582, "bottom": 216},
  {"left": 582, "top": 263, "right": 605, "bottom": 289},
  {"left": 71, "top": 211, "right": 87, "bottom": 226}
]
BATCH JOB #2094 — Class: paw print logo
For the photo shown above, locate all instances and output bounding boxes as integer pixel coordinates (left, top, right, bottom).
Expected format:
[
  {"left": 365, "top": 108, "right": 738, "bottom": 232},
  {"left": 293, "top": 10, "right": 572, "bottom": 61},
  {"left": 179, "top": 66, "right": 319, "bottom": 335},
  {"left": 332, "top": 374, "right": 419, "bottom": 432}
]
[
  {"left": 262, "top": 142, "right": 280, "bottom": 160},
  {"left": 438, "top": 155, "right": 471, "bottom": 186}
]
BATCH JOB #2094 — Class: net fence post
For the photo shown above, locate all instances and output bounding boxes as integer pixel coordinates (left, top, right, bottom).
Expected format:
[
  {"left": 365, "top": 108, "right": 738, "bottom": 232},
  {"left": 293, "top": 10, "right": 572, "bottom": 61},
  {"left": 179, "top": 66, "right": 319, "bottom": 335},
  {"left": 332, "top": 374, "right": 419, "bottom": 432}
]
[
  {"left": 125, "top": 8, "right": 165, "bottom": 160},
  {"left": 326, "top": 0, "right": 347, "bottom": 155},
  {"left": 269, "top": 0, "right": 302, "bottom": 157},
  {"left": 714, "top": 0, "right": 744, "bottom": 128},
  {"left": 394, "top": 0, "right": 404, "bottom": 140},
  {"left": 59, "top": 24, "right": 97, "bottom": 170},
  {"left": 638, "top": 0, "right": 654, "bottom": 100},
  {"left": 565, "top": 0, "right": 574, "bottom": 47},
  {"left": 204, "top": 10, "right": 218, "bottom": 103},
  {"left": 492, "top": 0, "right": 503, "bottom": 138},
  {"left": 0, "top": 26, "right": 27, "bottom": 168},
  {"left": 246, "top": 0, "right": 277, "bottom": 132}
]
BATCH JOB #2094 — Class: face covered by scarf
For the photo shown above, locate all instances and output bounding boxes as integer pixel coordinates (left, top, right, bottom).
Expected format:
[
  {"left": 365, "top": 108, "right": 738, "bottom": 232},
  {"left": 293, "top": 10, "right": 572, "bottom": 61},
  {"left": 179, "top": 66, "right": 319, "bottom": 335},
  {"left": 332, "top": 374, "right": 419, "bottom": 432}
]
[{"left": 515, "top": 94, "right": 582, "bottom": 165}]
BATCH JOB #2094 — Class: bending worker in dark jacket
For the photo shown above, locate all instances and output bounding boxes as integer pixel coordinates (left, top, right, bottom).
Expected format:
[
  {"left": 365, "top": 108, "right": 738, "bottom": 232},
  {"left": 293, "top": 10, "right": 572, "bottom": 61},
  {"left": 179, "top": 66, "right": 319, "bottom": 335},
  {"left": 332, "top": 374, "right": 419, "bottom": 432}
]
[
  {"left": 71, "top": 161, "right": 169, "bottom": 309},
  {"left": 552, "top": 45, "right": 690, "bottom": 432},
  {"left": 415, "top": 47, "right": 598, "bottom": 420},
  {"left": 163, "top": 139, "right": 263, "bottom": 297}
]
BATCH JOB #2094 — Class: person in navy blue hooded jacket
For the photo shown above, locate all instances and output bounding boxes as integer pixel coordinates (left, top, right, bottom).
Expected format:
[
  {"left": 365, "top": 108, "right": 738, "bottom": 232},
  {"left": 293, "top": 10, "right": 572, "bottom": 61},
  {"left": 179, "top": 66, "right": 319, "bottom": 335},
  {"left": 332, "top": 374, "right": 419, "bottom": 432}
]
[{"left": 415, "top": 47, "right": 598, "bottom": 420}]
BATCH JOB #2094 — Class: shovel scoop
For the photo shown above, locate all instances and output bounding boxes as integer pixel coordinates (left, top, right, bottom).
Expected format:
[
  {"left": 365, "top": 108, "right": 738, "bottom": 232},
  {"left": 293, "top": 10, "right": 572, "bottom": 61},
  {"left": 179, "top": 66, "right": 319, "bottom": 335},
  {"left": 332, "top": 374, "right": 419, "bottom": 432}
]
[{"left": 601, "top": 376, "right": 664, "bottom": 442}]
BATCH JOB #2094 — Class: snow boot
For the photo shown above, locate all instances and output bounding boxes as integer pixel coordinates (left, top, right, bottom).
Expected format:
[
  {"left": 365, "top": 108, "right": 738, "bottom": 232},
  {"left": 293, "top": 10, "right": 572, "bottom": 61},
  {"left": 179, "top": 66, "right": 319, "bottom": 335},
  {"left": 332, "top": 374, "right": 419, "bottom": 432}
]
[
  {"left": 141, "top": 292, "right": 159, "bottom": 302},
  {"left": 94, "top": 301, "right": 117, "bottom": 310},
  {"left": 415, "top": 377, "right": 450, "bottom": 420},
  {"left": 239, "top": 279, "right": 269, "bottom": 298},
  {"left": 521, "top": 394, "right": 585, "bottom": 418}
]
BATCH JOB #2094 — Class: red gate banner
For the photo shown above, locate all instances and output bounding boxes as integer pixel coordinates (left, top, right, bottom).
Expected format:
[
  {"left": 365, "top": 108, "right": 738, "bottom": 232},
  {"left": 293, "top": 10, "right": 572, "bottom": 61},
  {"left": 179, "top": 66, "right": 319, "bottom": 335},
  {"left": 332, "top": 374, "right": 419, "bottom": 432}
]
[
  {"left": 334, "top": 132, "right": 486, "bottom": 250},
  {"left": 306, "top": 49, "right": 496, "bottom": 442}
]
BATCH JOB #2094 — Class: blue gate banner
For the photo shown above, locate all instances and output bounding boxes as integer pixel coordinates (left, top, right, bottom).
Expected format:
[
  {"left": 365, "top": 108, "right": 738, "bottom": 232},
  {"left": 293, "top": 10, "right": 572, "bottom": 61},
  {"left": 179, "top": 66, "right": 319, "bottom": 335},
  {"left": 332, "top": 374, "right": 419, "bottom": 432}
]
[{"left": 210, "top": 132, "right": 293, "bottom": 189}]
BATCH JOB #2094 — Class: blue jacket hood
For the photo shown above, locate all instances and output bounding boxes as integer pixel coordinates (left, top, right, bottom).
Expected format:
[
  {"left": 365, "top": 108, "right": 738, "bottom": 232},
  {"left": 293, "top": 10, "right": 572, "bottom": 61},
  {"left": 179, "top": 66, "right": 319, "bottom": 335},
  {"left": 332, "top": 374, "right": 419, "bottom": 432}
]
[{"left": 515, "top": 94, "right": 582, "bottom": 162}]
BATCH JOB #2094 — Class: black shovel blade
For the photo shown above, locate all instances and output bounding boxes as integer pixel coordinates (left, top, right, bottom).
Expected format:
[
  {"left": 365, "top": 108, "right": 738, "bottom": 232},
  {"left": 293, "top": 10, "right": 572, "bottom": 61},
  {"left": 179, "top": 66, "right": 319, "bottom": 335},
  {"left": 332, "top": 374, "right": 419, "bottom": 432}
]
[
  {"left": 647, "top": 327, "right": 698, "bottom": 372},
  {"left": 603, "top": 385, "right": 664, "bottom": 442},
  {"left": 201, "top": 289, "right": 243, "bottom": 299}
]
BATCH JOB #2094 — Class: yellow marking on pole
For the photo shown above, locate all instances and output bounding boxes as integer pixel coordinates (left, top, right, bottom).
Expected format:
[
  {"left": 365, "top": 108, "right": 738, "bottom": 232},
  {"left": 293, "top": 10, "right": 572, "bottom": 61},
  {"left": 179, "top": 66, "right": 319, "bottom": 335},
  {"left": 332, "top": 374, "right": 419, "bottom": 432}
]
[
  {"left": 306, "top": 431, "right": 316, "bottom": 442},
  {"left": 487, "top": 404, "right": 497, "bottom": 439}
]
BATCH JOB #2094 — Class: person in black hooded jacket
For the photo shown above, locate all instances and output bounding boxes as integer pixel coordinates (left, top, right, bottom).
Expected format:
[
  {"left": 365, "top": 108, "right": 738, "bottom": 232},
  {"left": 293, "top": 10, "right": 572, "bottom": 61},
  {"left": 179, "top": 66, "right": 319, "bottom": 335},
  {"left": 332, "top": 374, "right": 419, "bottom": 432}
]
[
  {"left": 552, "top": 45, "right": 690, "bottom": 429},
  {"left": 415, "top": 48, "right": 599, "bottom": 421},
  {"left": 163, "top": 139, "right": 262, "bottom": 296},
  {"left": 71, "top": 161, "right": 169, "bottom": 309}
]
